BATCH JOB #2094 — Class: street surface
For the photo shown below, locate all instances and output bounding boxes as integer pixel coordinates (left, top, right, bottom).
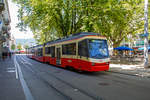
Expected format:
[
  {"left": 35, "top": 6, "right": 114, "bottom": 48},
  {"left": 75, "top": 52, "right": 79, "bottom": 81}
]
[{"left": 1, "top": 54, "right": 150, "bottom": 100}]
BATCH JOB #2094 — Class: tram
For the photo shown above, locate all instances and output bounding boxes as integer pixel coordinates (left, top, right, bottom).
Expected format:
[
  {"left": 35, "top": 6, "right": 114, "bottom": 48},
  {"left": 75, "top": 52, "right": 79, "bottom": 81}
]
[
  {"left": 27, "top": 32, "right": 110, "bottom": 72},
  {"left": 27, "top": 45, "right": 45, "bottom": 62}
]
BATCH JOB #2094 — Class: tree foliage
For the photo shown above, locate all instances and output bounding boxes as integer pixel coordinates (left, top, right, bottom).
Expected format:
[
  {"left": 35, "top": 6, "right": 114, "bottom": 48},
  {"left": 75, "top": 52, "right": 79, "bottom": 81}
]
[
  {"left": 11, "top": 44, "right": 16, "bottom": 50},
  {"left": 24, "top": 44, "right": 29, "bottom": 49},
  {"left": 13, "top": 0, "right": 146, "bottom": 47},
  {"left": 17, "top": 43, "right": 22, "bottom": 51}
]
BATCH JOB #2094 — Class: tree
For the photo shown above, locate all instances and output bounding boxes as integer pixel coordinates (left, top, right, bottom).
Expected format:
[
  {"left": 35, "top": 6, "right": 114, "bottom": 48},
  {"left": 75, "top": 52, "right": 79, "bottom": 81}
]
[
  {"left": 17, "top": 43, "right": 22, "bottom": 51},
  {"left": 13, "top": 0, "right": 145, "bottom": 47},
  {"left": 24, "top": 44, "right": 29, "bottom": 49},
  {"left": 11, "top": 44, "right": 16, "bottom": 51},
  {"left": 93, "top": 0, "right": 144, "bottom": 47}
]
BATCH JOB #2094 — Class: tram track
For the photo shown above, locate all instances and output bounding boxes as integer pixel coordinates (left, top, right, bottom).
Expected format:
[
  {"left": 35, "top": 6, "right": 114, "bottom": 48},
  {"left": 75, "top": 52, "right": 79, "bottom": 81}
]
[
  {"left": 22, "top": 55, "right": 142, "bottom": 87},
  {"left": 21, "top": 55, "right": 104, "bottom": 100},
  {"left": 22, "top": 55, "right": 150, "bottom": 99},
  {"left": 86, "top": 70, "right": 150, "bottom": 90},
  {"left": 16, "top": 55, "right": 150, "bottom": 100},
  {"left": 17, "top": 56, "right": 72, "bottom": 100},
  {"left": 39, "top": 68, "right": 103, "bottom": 100}
]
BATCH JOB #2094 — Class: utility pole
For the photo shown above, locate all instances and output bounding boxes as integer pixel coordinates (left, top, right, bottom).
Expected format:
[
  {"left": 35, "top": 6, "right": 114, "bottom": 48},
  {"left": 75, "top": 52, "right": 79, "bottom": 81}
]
[{"left": 144, "top": 0, "right": 149, "bottom": 67}]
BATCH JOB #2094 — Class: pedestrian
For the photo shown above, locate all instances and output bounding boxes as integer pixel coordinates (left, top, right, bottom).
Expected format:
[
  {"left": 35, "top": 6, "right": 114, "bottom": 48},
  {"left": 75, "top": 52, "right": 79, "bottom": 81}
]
[
  {"left": 9, "top": 52, "right": 11, "bottom": 58},
  {"left": 5, "top": 52, "right": 7, "bottom": 59},
  {"left": 2, "top": 52, "right": 5, "bottom": 60}
]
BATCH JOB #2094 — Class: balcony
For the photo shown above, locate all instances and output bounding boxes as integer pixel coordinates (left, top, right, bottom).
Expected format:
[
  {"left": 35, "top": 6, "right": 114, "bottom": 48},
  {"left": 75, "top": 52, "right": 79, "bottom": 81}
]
[{"left": 0, "top": 0, "right": 4, "bottom": 12}]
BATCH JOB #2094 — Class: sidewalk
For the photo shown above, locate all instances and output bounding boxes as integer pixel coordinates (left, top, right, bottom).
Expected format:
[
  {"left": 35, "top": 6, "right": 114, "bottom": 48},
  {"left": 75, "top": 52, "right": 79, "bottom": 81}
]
[
  {"left": 109, "top": 63, "right": 150, "bottom": 78},
  {"left": 0, "top": 56, "right": 25, "bottom": 100}
]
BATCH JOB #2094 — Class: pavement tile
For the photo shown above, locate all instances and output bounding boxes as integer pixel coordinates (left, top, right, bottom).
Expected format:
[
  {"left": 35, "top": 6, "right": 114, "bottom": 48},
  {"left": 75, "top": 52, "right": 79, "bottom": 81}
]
[
  {"left": 110, "top": 64, "right": 150, "bottom": 78},
  {"left": 0, "top": 57, "right": 25, "bottom": 100}
]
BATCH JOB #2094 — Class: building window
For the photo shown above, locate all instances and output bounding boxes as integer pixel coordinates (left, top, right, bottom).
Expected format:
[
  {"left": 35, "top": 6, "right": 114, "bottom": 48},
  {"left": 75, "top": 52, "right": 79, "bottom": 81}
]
[{"left": 62, "top": 43, "right": 76, "bottom": 55}]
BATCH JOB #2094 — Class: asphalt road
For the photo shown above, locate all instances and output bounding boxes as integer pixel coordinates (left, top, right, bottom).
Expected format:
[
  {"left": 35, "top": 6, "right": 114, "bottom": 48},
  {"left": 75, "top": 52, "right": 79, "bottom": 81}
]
[{"left": 3, "top": 54, "right": 150, "bottom": 100}]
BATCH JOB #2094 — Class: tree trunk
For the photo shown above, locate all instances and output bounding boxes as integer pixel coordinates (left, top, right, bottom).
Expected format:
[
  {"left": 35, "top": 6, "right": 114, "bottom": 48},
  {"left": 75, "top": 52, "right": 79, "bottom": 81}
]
[{"left": 112, "top": 41, "right": 122, "bottom": 48}]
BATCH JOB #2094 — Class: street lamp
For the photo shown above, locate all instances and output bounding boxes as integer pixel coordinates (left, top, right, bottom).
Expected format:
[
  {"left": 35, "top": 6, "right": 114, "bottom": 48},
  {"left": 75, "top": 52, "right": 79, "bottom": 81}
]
[{"left": 144, "top": 0, "right": 149, "bottom": 67}]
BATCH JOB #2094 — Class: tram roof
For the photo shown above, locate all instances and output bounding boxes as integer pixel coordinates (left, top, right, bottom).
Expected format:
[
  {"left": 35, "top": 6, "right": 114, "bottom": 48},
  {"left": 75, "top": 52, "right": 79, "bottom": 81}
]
[
  {"left": 45, "top": 32, "right": 101, "bottom": 45},
  {"left": 28, "top": 44, "right": 43, "bottom": 49}
]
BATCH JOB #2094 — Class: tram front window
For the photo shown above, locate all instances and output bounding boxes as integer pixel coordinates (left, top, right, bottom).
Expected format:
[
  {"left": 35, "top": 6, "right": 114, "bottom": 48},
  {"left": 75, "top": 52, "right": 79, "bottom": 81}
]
[{"left": 89, "top": 39, "right": 109, "bottom": 59}]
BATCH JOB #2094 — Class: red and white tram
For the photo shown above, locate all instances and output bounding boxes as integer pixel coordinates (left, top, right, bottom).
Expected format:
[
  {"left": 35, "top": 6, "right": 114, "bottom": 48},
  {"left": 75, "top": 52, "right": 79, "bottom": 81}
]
[{"left": 27, "top": 32, "right": 110, "bottom": 72}]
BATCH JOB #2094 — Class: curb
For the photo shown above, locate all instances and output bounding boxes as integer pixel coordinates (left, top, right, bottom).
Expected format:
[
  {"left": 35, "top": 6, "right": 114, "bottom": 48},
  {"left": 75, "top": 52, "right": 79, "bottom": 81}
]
[{"left": 108, "top": 70, "right": 139, "bottom": 77}]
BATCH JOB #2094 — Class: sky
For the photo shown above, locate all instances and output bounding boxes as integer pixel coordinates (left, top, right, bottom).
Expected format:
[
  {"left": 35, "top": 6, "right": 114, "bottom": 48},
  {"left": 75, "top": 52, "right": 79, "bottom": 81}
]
[{"left": 8, "top": 0, "right": 34, "bottom": 39}]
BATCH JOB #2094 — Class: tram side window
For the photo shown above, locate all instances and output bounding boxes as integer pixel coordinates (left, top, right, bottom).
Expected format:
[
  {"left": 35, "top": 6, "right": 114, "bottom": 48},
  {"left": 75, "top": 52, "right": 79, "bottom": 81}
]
[
  {"left": 62, "top": 43, "right": 76, "bottom": 55},
  {"left": 37, "top": 49, "right": 39, "bottom": 56},
  {"left": 45, "top": 47, "right": 51, "bottom": 54},
  {"left": 41, "top": 48, "right": 43, "bottom": 56},
  {"left": 50, "top": 46, "right": 55, "bottom": 58},
  {"left": 36, "top": 49, "right": 38, "bottom": 56},
  {"left": 62, "top": 45, "right": 68, "bottom": 54},
  {"left": 31, "top": 49, "right": 34, "bottom": 55},
  {"left": 38, "top": 48, "right": 43, "bottom": 56},
  {"left": 78, "top": 40, "right": 88, "bottom": 57},
  {"left": 35, "top": 49, "right": 37, "bottom": 56}
]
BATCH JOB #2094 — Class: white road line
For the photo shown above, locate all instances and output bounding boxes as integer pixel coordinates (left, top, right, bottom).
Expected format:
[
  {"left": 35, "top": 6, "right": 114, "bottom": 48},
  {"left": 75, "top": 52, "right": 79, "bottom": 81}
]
[
  {"left": 20, "top": 55, "right": 32, "bottom": 66},
  {"left": 23, "top": 56, "right": 33, "bottom": 66},
  {"left": 14, "top": 55, "right": 34, "bottom": 100},
  {"left": 20, "top": 60, "right": 35, "bottom": 73},
  {"left": 14, "top": 55, "right": 18, "bottom": 79}
]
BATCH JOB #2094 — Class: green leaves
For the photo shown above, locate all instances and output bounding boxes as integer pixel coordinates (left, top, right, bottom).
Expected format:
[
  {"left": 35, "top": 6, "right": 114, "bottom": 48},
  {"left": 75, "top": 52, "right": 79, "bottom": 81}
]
[
  {"left": 11, "top": 44, "right": 16, "bottom": 51},
  {"left": 13, "top": 0, "right": 145, "bottom": 47},
  {"left": 17, "top": 43, "right": 22, "bottom": 51}
]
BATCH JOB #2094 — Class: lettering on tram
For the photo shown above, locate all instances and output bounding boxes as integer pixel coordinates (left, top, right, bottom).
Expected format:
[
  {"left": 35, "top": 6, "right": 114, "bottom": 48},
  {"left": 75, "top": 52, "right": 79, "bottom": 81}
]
[{"left": 27, "top": 32, "right": 110, "bottom": 72}]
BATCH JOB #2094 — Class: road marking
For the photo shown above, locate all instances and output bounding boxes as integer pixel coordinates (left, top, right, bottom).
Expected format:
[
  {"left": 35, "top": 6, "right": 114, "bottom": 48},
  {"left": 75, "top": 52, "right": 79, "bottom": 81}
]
[
  {"left": 20, "top": 55, "right": 32, "bottom": 66},
  {"left": 14, "top": 55, "right": 34, "bottom": 100},
  {"left": 14, "top": 56, "right": 18, "bottom": 79},
  {"left": 20, "top": 60, "right": 35, "bottom": 73},
  {"left": 23, "top": 56, "right": 33, "bottom": 65}
]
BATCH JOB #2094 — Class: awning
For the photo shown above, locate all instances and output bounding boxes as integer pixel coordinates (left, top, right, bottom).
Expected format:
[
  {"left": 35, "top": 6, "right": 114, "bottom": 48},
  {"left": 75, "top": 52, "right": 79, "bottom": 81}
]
[
  {"left": 138, "top": 47, "right": 150, "bottom": 50},
  {"left": 114, "top": 46, "right": 134, "bottom": 51}
]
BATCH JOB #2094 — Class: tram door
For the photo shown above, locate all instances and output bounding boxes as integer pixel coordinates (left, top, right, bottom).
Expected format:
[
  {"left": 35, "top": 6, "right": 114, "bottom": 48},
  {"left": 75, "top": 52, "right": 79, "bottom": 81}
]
[{"left": 56, "top": 47, "right": 61, "bottom": 65}]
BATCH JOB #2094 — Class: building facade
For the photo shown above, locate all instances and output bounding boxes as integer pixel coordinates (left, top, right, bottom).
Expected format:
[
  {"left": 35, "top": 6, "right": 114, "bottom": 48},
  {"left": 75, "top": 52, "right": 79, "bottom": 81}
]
[
  {"left": 9, "top": 34, "right": 16, "bottom": 52},
  {"left": 120, "top": 34, "right": 145, "bottom": 48},
  {"left": 0, "top": 0, "right": 11, "bottom": 58}
]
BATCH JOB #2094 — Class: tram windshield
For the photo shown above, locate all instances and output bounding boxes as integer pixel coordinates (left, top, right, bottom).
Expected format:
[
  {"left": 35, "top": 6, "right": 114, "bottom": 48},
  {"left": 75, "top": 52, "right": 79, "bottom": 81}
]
[{"left": 88, "top": 39, "right": 109, "bottom": 59}]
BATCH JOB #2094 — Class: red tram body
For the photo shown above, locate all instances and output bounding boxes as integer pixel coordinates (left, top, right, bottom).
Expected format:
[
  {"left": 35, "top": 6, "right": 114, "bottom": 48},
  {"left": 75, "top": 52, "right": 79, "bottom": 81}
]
[{"left": 27, "top": 32, "right": 110, "bottom": 72}]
